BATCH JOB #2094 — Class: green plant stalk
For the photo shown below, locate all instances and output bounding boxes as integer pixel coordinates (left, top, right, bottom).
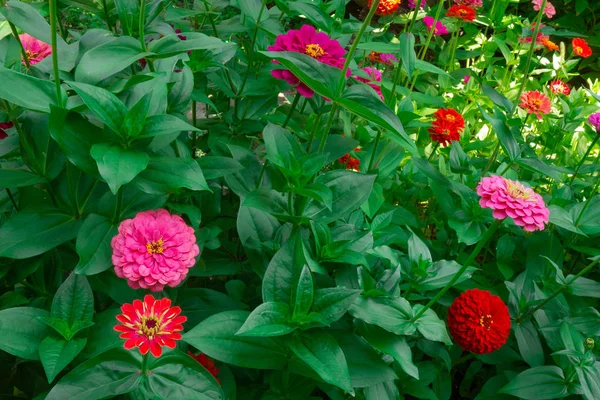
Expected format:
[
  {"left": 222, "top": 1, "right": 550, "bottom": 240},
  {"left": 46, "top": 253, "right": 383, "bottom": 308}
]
[
  {"left": 427, "top": 142, "right": 440, "bottom": 161},
  {"left": 192, "top": 100, "right": 198, "bottom": 157},
  {"left": 306, "top": 113, "right": 322, "bottom": 152},
  {"left": 447, "top": 20, "right": 463, "bottom": 72},
  {"left": 569, "top": 135, "right": 599, "bottom": 185},
  {"left": 283, "top": 92, "right": 301, "bottom": 129},
  {"left": 141, "top": 352, "right": 150, "bottom": 375},
  {"left": 238, "top": 0, "right": 267, "bottom": 97},
  {"left": 510, "top": 0, "right": 547, "bottom": 116},
  {"left": 139, "top": 0, "right": 155, "bottom": 72},
  {"left": 113, "top": 188, "right": 123, "bottom": 223},
  {"left": 417, "top": 1, "right": 445, "bottom": 61},
  {"left": 49, "top": 0, "right": 62, "bottom": 105},
  {"left": 367, "top": 131, "right": 383, "bottom": 171},
  {"left": 411, "top": 219, "right": 503, "bottom": 322},
  {"left": 516, "top": 257, "right": 600, "bottom": 323},
  {"left": 6, "top": 20, "right": 31, "bottom": 69},
  {"left": 481, "top": 142, "right": 500, "bottom": 177},
  {"left": 5, "top": 188, "right": 18, "bottom": 210},
  {"left": 574, "top": 174, "right": 600, "bottom": 226},
  {"left": 405, "top": 1, "right": 422, "bottom": 33},
  {"left": 317, "top": 103, "right": 339, "bottom": 153}
]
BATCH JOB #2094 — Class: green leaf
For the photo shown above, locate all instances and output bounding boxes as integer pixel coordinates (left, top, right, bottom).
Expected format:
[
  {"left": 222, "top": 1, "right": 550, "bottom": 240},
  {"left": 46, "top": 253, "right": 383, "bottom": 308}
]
[
  {"left": 500, "top": 366, "right": 568, "bottom": 400},
  {"left": 75, "top": 36, "right": 151, "bottom": 84},
  {"left": 338, "top": 85, "right": 417, "bottom": 154},
  {"left": 290, "top": 332, "right": 353, "bottom": 394},
  {"left": 566, "top": 276, "right": 600, "bottom": 298},
  {"left": 67, "top": 81, "right": 129, "bottom": 135},
  {"left": 0, "top": 307, "right": 51, "bottom": 360},
  {"left": 139, "top": 114, "right": 200, "bottom": 139},
  {"left": 482, "top": 84, "right": 514, "bottom": 113},
  {"left": 123, "top": 92, "right": 152, "bottom": 138},
  {"left": 399, "top": 33, "right": 416, "bottom": 80},
  {"left": 349, "top": 297, "right": 415, "bottom": 336},
  {"left": 414, "top": 60, "right": 451, "bottom": 77},
  {"left": 40, "top": 336, "right": 87, "bottom": 383},
  {"left": 91, "top": 144, "right": 149, "bottom": 193},
  {"left": 413, "top": 305, "right": 452, "bottom": 345},
  {"left": 293, "top": 265, "right": 314, "bottom": 318},
  {"left": 577, "top": 362, "right": 600, "bottom": 400},
  {"left": 52, "top": 273, "right": 94, "bottom": 326},
  {"left": 515, "top": 321, "right": 545, "bottom": 367},
  {"left": 416, "top": 260, "right": 476, "bottom": 291},
  {"left": 262, "top": 233, "right": 306, "bottom": 304},
  {"left": 236, "top": 302, "right": 295, "bottom": 337},
  {"left": 0, "top": 208, "right": 80, "bottom": 259},
  {"left": 548, "top": 205, "right": 586, "bottom": 235},
  {"left": 0, "top": 66, "right": 66, "bottom": 112},
  {"left": 196, "top": 156, "right": 244, "bottom": 179},
  {"left": 183, "top": 310, "right": 288, "bottom": 370},
  {"left": 146, "top": 348, "right": 224, "bottom": 399},
  {"left": 46, "top": 347, "right": 142, "bottom": 400},
  {"left": 177, "top": 288, "right": 247, "bottom": 327},
  {"left": 0, "top": 168, "right": 46, "bottom": 187},
  {"left": 311, "top": 288, "right": 361, "bottom": 324},
  {"left": 262, "top": 123, "right": 304, "bottom": 168},
  {"left": 133, "top": 157, "right": 209, "bottom": 194},
  {"left": 75, "top": 214, "right": 118, "bottom": 275},
  {"left": 19, "top": 112, "right": 66, "bottom": 180},
  {"left": 148, "top": 32, "right": 235, "bottom": 58},
  {"left": 38, "top": 317, "right": 72, "bottom": 339},
  {"left": 479, "top": 105, "right": 519, "bottom": 161},
  {"left": 304, "top": 170, "right": 376, "bottom": 223}
]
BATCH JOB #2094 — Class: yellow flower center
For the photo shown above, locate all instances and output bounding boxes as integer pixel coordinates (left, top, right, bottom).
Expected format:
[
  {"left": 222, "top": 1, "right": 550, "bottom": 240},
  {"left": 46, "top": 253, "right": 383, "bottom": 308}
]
[
  {"left": 506, "top": 181, "right": 534, "bottom": 200},
  {"left": 139, "top": 316, "right": 161, "bottom": 339},
  {"left": 446, "top": 115, "right": 456, "bottom": 122},
  {"left": 479, "top": 314, "right": 494, "bottom": 330},
  {"left": 305, "top": 43, "right": 325, "bottom": 59},
  {"left": 146, "top": 239, "right": 164, "bottom": 254},
  {"left": 574, "top": 46, "right": 582, "bottom": 54}
]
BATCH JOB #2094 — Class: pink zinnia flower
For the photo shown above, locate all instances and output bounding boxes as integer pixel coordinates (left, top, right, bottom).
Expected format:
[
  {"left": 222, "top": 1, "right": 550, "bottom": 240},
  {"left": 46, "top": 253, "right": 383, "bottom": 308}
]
[
  {"left": 379, "top": 53, "right": 398, "bottom": 65},
  {"left": 477, "top": 176, "right": 549, "bottom": 232},
  {"left": 519, "top": 90, "right": 551, "bottom": 119},
  {"left": 408, "top": 0, "right": 426, "bottom": 9},
  {"left": 589, "top": 112, "right": 600, "bottom": 133},
  {"left": 423, "top": 16, "right": 449, "bottom": 36},
  {"left": 268, "top": 24, "right": 348, "bottom": 98},
  {"left": 532, "top": 0, "right": 555, "bottom": 19},
  {"left": 454, "top": 0, "right": 483, "bottom": 7},
  {"left": 114, "top": 295, "right": 186, "bottom": 357},
  {"left": 0, "top": 122, "right": 13, "bottom": 140},
  {"left": 355, "top": 67, "right": 383, "bottom": 100},
  {"left": 19, "top": 34, "right": 51, "bottom": 66},
  {"left": 549, "top": 80, "right": 570, "bottom": 95},
  {"left": 463, "top": 76, "right": 471, "bottom": 84},
  {"left": 112, "top": 209, "right": 200, "bottom": 292}
]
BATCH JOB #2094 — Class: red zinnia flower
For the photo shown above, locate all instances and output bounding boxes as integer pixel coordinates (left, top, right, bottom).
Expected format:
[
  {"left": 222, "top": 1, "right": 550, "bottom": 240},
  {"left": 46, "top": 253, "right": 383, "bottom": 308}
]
[
  {"left": 548, "top": 80, "right": 570, "bottom": 95},
  {"left": 189, "top": 351, "right": 220, "bottom": 383},
  {"left": 519, "top": 91, "right": 551, "bottom": 119},
  {"left": 446, "top": 5, "right": 477, "bottom": 22},
  {"left": 428, "top": 108, "right": 465, "bottom": 147},
  {"left": 114, "top": 295, "right": 187, "bottom": 357},
  {"left": 447, "top": 289, "right": 511, "bottom": 354},
  {"left": 0, "top": 122, "right": 13, "bottom": 140},
  {"left": 368, "top": 0, "right": 401, "bottom": 16},
  {"left": 572, "top": 38, "right": 592, "bottom": 58},
  {"left": 338, "top": 147, "right": 361, "bottom": 171}
]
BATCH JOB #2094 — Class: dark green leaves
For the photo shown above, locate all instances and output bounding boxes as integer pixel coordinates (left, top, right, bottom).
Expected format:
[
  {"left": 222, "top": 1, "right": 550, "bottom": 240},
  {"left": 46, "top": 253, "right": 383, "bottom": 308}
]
[
  {"left": 133, "top": 157, "right": 209, "bottom": 194},
  {"left": 0, "top": 307, "right": 51, "bottom": 360},
  {"left": 91, "top": 144, "right": 149, "bottom": 193},
  {"left": 293, "top": 265, "right": 314, "bottom": 318},
  {"left": 0, "top": 67, "right": 67, "bottom": 112},
  {"left": 51, "top": 273, "right": 94, "bottom": 327},
  {"left": 236, "top": 302, "right": 295, "bottom": 337},
  {"left": 399, "top": 33, "right": 416, "bottom": 80},
  {"left": 500, "top": 366, "right": 569, "bottom": 399},
  {"left": 349, "top": 297, "right": 415, "bottom": 336},
  {"left": 75, "top": 214, "right": 118, "bottom": 275},
  {"left": 40, "top": 337, "right": 87, "bottom": 383}
]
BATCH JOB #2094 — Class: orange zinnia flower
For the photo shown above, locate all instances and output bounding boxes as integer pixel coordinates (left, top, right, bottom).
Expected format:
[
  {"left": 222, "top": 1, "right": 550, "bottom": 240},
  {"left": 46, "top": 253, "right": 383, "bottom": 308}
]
[
  {"left": 447, "top": 5, "right": 477, "bottom": 22},
  {"left": 368, "top": 0, "right": 401, "bottom": 16},
  {"left": 541, "top": 38, "right": 559, "bottom": 52},
  {"left": 572, "top": 38, "right": 592, "bottom": 58},
  {"left": 519, "top": 91, "right": 551, "bottom": 119}
]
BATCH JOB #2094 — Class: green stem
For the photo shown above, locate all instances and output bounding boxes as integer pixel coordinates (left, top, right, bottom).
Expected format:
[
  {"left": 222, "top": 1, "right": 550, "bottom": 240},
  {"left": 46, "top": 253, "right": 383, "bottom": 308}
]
[
  {"left": 49, "top": 0, "right": 62, "bottom": 105},
  {"left": 417, "top": 1, "right": 444, "bottom": 61},
  {"left": 411, "top": 219, "right": 503, "bottom": 322},
  {"left": 141, "top": 352, "right": 150, "bottom": 375},
  {"left": 574, "top": 176, "right": 600, "bottom": 226},
  {"left": 306, "top": 113, "right": 322, "bottom": 152},
  {"left": 255, "top": 161, "right": 268, "bottom": 189},
  {"left": 428, "top": 142, "right": 440, "bottom": 161},
  {"left": 7, "top": 21, "right": 30, "bottom": 68},
  {"left": 317, "top": 103, "right": 339, "bottom": 153},
  {"left": 569, "top": 135, "right": 599, "bottom": 185},
  {"left": 238, "top": 0, "right": 267, "bottom": 96},
  {"left": 448, "top": 21, "right": 463, "bottom": 72},
  {"left": 139, "top": 0, "right": 155, "bottom": 72},
  {"left": 516, "top": 257, "right": 600, "bottom": 323},
  {"left": 191, "top": 100, "right": 198, "bottom": 158},
  {"left": 368, "top": 131, "right": 382, "bottom": 171},
  {"left": 481, "top": 143, "right": 500, "bottom": 177},
  {"left": 288, "top": 191, "right": 295, "bottom": 216},
  {"left": 283, "top": 92, "right": 301, "bottom": 129},
  {"left": 5, "top": 188, "right": 18, "bottom": 210},
  {"left": 405, "top": 1, "right": 421, "bottom": 33},
  {"left": 113, "top": 188, "right": 123, "bottom": 223}
]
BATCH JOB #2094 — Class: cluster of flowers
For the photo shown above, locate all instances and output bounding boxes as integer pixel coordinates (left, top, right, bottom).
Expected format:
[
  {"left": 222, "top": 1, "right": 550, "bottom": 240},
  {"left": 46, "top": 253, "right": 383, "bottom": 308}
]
[
  {"left": 428, "top": 108, "right": 465, "bottom": 147},
  {"left": 338, "top": 147, "right": 361, "bottom": 171}
]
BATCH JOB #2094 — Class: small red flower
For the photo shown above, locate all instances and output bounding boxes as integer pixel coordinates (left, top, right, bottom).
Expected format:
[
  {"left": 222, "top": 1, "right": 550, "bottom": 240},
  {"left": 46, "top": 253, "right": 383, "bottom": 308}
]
[
  {"left": 338, "top": 147, "right": 361, "bottom": 171},
  {"left": 447, "top": 289, "right": 511, "bottom": 354},
  {"left": 572, "top": 38, "right": 592, "bottom": 58},
  {"left": 548, "top": 80, "right": 570, "bottom": 95},
  {"left": 0, "top": 122, "right": 13, "bottom": 140},
  {"left": 114, "top": 295, "right": 187, "bottom": 357},
  {"left": 368, "top": 0, "right": 401, "bottom": 16},
  {"left": 541, "top": 38, "right": 559, "bottom": 52},
  {"left": 188, "top": 351, "right": 220, "bottom": 383},
  {"left": 446, "top": 5, "right": 477, "bottom": 22},
  {"left": 428, "top": 108, "right": 465, "bottom": 147},
  {"left": 519, "top": 90, "right": 551, "bottom": 119}
]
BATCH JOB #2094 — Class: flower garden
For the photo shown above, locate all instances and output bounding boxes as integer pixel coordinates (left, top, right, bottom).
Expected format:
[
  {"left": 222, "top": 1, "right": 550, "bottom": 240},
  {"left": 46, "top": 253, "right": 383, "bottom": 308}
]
[{"left": 0, "top": 0, "right": 599, "bottom": 399}]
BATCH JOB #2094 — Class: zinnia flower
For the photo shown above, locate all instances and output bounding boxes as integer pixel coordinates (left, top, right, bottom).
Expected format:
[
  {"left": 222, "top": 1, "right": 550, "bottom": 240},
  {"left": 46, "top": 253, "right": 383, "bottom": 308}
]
[
  {"left": 408, "top": 0, "right": 426, "bottom": 9},
  {"left": 454, "top": 0, "right": 483, "bottom": 7},
  {"left": 549, "top": 80, "right": 570, "bottom": 95},
  {"left": 589, "top": 112, "right": 600, "bottom": 132},
  {"left": 428, "top": 108, "right": 465, "bottom": 147},
  {"left": 114, "top": 295, "right": 186, "bottom": 357},
  {"left": 519, "top": 90, "right": 551, "bottom": 119},
  {"left": 463, "top": 76, "right": 471, "bottom": 84},
  {"left": 19, "top": 34, "right": 51, "bottom": 66},
  {"left": 541, "top": 38, "right": 559, "bottom": 52},
  {"left": 368, "top": 51, "right": 398, "bottom": 65},
  {"left": 447, "top": 289, "right": 511, "bottom": 354},
  {"left": 572, "top": 38, "right": 592, "bottom": 58},
  {"left": 112, "top": 209, "right": 200, "bottom": 292},
  {"left": 477, "top": 176, "right": 549, "bottom": 231},
  {"left": 189, "top": 352, "right": 220, "bottom": 383},
  {"left": 339, "top": 147, "right": 361, "bottom": 171},
  {"left": 268, "top": 25, "right": 348, "bottom": 98},
  {"left": 368, "top": 0, "right": 401, "bottom": 16},
  {"left": 0, "top": 122, "right": 13, "bottom": 140},
  {"left": 532, "top": 0, "right": 556, "bottom": 19},
  {"left": 423, "top": 16, "right": 449, "bottom": 36},
  {"left": 355, "top": 67, "right": 383, "bottom": 99},
  {"left": 446, "top": 5, "right": 477, "bottom": 22}
]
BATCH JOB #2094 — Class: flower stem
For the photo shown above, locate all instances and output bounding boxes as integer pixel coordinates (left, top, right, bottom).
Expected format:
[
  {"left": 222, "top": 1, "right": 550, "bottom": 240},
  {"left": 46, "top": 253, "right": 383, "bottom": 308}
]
[
  {"left": 569, "top": 135, "right": 599, "bottom": 185},
  {"left": 306, "top": 113, "right": 322, "bottom": 152},
  {"left": 141, "top": 352, "right": 150, "bottom": 375},
  {"left": 481, "top": 142, "right": 500, "bottom": 177},
  {"left": 139, "top": 0, "right": 155, "bottom": 72},
  {"left": 6, "top": 21, "right": 30, "bottom": 69},
  {"left": 411, "top": 219, "right": 503, "bottom": 322},
  {"left": 191, "top": 100, "right": 198, "bottom": 157},
  {"left": 448, "top": 20, "right": 463, "bottom": 72},
  {"left": 49, "top": 0, "right": 62, "bottom": 105},
  {"left": 516, "top": 257, "right": 600, "bottom": 323},
  {"left": 317, "top": 103, "right": 339, "bottom": 154},
  {"left": 574, "top": 175, "right": 600, "bottom": 227},
  {"left": 428, "top": 142, "right": 440, "bottom": 161},
  {"left": 417, "top": 1, "right": 444, "bottom": 61},
  {"left": 283, "top": 92, "right": 301, "bottom": 129},
  {"left": 238, "top": 0, "right": 267, "bottom": 96},
  {"left": 367, "top": 131, "right": 382, "bottom": 171},
  {"left": 5, "top": 188, "right": 18, "bottom": 210},
  {"left": 405, "top": 2, "right": 421, "bottom": 33}
]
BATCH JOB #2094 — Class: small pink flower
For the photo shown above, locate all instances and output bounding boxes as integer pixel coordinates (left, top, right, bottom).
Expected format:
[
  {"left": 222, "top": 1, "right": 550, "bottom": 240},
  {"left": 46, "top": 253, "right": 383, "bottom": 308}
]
[
  {"left": 19, "top": 34, "right": 51, "bottom": 66},
  {"left": 268, "top": 25, "right": 349, "bottom": 98},
  {"left": 463, "top": 76, "right": 471, "bottom": 84},
  {"left": 532, "top": 0, "right": 556, "bottom": 19},
  {"left": 477, "top": 176, "right": 549, "bottom": 232},
  {"left": 379, "top": 53, "right": 398, "bottom": 65},
  {"left": 589, "top": 112, "right": 600, "bottom": 132},
  {"left": 423, "top": 17, "right": 449, "bottom": 36},
  {"left": 0, "top": 122, "right": 13, "bottom": 140},
  {"left": 112, "top": 209, "right": 200, "bottom": 292},
  {"left": 355, "top": 67, "right": 383, "bottom": 100},
  {"left": 408, "top": 0, "right": 426, "bottom": 9},
  {"left": 454, "top": 0, "right": 483, "bottom": 7}
]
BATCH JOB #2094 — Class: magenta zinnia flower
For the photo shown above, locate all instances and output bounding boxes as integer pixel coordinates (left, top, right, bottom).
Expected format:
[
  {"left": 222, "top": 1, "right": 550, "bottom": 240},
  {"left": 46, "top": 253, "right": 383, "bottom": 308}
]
[
  {"left": 477, "top": 176, "right": 549, "bottom": 232},
  {"left": 0, "top": 122, "right": 13, "bottom": 140},
  {"left": 423, "top": 17, "right": 449, "bottom": 36},
  {"left": 112, "top": 209, "right": 200, "bottom": 292},
  {"left": 19, "top": 34, "right": 51, "bottom": 66},
  {"left": 268, "top": 24, "right": 348, "bottom": 98},
  {"left": 454, "top": 0, "right": 483, "bottom": 7},
  {"left": 408, "top": 0, "right": 426, "bottom": 9},
  {"left": 532, "top": 0, "right": 555, "bottom": 19},
  {"left": 355, "top": 67, "right": 383, "bottom": 100},
  {"left": 589, "top": 112, "right": 600, "bottom": 133}
]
